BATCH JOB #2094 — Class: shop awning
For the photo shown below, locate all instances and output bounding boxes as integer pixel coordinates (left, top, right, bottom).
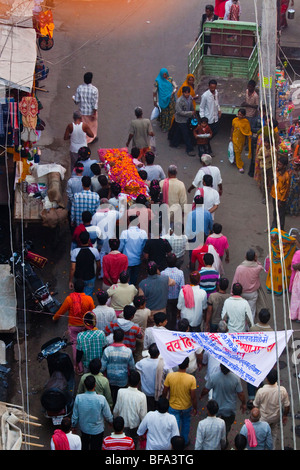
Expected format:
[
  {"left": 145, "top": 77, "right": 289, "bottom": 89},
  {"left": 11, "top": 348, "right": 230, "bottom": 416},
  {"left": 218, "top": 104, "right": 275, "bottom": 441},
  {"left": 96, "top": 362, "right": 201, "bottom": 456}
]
[{"left": 0, "top": 24, "right": 37, "bottom": 92}]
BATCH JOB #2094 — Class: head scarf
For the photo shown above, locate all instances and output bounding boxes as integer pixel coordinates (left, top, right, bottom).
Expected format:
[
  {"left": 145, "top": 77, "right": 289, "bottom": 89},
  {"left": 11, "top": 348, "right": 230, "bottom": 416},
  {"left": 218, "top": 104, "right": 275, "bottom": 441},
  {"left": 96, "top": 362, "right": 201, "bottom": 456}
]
[
  {"left": 177, "top": 74, "right": 196, "bottom": 98},
  {"left": 155, "top": 68, "right": 174, "bottom": 109}
]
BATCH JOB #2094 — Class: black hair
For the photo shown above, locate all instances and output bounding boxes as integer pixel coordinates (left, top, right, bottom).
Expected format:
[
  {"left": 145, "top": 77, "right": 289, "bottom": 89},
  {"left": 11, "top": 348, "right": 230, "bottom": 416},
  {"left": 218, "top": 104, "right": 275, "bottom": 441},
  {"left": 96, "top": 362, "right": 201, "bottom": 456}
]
[
  {"left": 194, "top": 194, "right": 204, "bottom": 205},
  {"left": 200, "top": 117, "right": 209, "bottom": 124},
  {"left": 128, "top": 370, "right": 140, "bottom": 387},
  {"left": 123, "top": 304, "right": 136, "bottom": 320},
  {"left": 96, "top": 290, "right": 109, "bottom": 305},
  {"left": 238, "top": 108, "right": 247, "bottom": 116},
  {"left": 219, "top": 277, "right": 229, "bottom": 291},
  {"left": 133, "top": 295, "right": 146, "bottom": 308},
  {"left": 90, "top": 163, "right": 101, "bottom": 176},
  {"left": 131, "top": 147, "right": 140, "bottom": 159},
  {"left": 177, "top": 318, "right": 190, "bottom": 332},
  {"left": 157, "top": 397, "right": 169, "bottom": 413},
  {"left": 153, "top": 312, "right": 167, "bottom": 325},
  {"left": 119, "top": 270, "right": 130, "bottom": 283},
  {"left": 182, "top": 86, "right": 191, "bottom": 93},
  {"left": 203, "top": 174, "right": 213, "bottom": 187},
  {"left": 203, "top": 252, "right": 214, "bottom": 266},
  {"left": 84, "top": 72, "right": 93, "bottom": 84},
  {"left": 258, "top": 308, "right": 271, "bottom": 324},
  {"left": 213, "top": 222, "right": 222, "bottom": 234},
  {"left": 148, "top": 343, "right": 160, "bottom": 358},
  {"left": 171, "top": 436, "right": 185, "bottom": 450},
  {"left": 89, "top": 358, "right": 102, "bottom": 375},
  {"left": 147, "top": 261, "right": 158, "bottom": 275},
  {"left": 232, "top": 282, "right": 243, "bottom": 296},
  {"left": 138, "top": 170, "right": 148, "bottom": 181},
  {"left": 113, "top": 328, "right": 124, "bottom": 342},
  {"left": 246, "top": 249, "right": 256, "bottom": 261},
  {"left": 82, "top": 211, "right": 92, "bottom": 223},
  {"left": 166, "top": 252, "right": 177, "bottom": 267},
  {"left": 267, "top": 368, "right": 277, "bottom": 385},
  {"left": 84, "top": 375, "right": 96, "bottom": 391},
  {"left": 207, "top": 399, "right": 219, "bottom": 416},
  {"left": 113, "top": 416, "right": 124, "bottom": 432},
  {"left": 79, "top": 230, "right": 90, "bottom": 245},
  {"left": 145, "top": 151, "right": 155, "bottom": 165},
  {"left": 82, "top": 175, "right": 91, "bottom": 188},
  {"left": 109, "top": 238, "right": 120, "bottom": 250},
  {"left": 209, "top": 79, "right": 217, "bottom": 85}
]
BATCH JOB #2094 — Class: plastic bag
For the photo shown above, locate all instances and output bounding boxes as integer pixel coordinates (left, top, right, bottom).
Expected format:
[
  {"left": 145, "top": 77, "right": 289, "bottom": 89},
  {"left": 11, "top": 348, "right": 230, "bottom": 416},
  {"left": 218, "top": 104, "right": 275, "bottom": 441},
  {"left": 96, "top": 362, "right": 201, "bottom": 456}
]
[
  {"left": 228, "top": 141, "right": 235, "bottom": 164},
  {"left": 150, "top": 106, "right": 160, "bottom": 120},
  {"left": 149, "top": 136, "right": 156, "bottom": 152}
]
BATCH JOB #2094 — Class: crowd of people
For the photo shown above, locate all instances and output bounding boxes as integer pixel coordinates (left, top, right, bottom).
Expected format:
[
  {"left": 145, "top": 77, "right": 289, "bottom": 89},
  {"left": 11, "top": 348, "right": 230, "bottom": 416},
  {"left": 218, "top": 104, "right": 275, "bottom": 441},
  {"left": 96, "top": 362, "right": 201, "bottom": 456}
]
[{"left": 46, "top": 2, "right": 300, "bottom": 452}]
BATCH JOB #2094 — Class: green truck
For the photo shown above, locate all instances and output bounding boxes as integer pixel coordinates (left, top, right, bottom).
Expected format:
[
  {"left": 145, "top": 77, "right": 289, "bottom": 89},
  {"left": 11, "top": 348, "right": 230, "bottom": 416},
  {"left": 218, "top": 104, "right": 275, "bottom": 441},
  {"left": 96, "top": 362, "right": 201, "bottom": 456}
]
[{"left": 188, "top": 20, "right": 259, "bottom": 115}]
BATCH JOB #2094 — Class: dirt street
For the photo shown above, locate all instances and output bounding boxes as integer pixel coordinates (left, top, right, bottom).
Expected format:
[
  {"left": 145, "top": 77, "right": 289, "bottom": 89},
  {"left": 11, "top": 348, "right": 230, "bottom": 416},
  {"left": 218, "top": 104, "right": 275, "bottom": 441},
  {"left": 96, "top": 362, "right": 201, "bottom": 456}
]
[{"left": 4, "top": 0, "right": 300, "bottom": 453}]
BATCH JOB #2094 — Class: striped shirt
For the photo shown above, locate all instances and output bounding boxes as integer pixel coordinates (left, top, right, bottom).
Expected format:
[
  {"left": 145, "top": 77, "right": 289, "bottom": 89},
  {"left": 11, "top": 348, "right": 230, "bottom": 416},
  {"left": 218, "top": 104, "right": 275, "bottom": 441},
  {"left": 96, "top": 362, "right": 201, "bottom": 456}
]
[
  {"left": 71, "top": 190, "right": 100, "bottom": 225},
  {"left": 199, "top": 267, "right": 220, "bottom": 296},
  {"left": 102, "top": 433, "right": 135, "bottom": 450},
  {"left": 76, "top": 328, "right": 107, "bottom": 369},
  {"left": 74, "top": 83, "right": 98, "bottom": 115},
  {"left": 101, "top": 343, "right": 135, "bottom": 387},
  {"left": 161, "top": 267, "right": 185, "bottom": 299},
  {"left": 105, "top": 319, "right": 143, "bottom": 350}
]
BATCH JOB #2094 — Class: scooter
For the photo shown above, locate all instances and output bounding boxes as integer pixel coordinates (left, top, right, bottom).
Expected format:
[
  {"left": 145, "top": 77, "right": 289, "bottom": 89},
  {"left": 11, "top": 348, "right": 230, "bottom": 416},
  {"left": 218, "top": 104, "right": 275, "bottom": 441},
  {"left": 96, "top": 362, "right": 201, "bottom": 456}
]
[
  {"left": 37, "top": 337, "right": 75, "bottom": 425},
  {"left": 10, "top": 241, "right": 61, "bottom": 314}
]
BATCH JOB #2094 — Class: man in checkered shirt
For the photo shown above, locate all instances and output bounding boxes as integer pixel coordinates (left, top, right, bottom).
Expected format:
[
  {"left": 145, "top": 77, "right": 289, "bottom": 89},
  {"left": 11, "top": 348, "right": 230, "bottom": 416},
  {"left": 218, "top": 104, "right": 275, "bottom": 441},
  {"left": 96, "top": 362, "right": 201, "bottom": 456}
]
[
  {"left": 70, "top": 175, "right": 100, "bottom": 226},
  {"left": 74, "top": 72, "right": 99, "bottom": 144}
]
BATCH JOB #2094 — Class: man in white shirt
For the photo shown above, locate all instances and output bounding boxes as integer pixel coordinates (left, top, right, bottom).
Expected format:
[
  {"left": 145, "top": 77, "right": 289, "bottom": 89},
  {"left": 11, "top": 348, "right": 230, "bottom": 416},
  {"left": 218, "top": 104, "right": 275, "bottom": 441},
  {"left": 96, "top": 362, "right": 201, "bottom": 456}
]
[
  {"left": 137, "top": 397, "right": 179, "bottom": 450},
  {"left": 199, "top": 79, "right": 221, "bottom": 156},
  {"left": 93, "top": 290, "right": 117, "bottom": 331},
  {"left": 188, "top": 153, "right": 223, "bottom": 195},
  {"left": 177, "top": 271, "right": 207, "bottom": 331},
  {"left": 221, "top": 282, "right": 254, "bottom": 332},
  {"left": 136, "top": 343, "right": 164, "bottom": 411},
  {"left": 195, "top": 174, "right": 220, "bottom": 220},
  {"left": 51, "top": 417, "right": 82, "bottom": 450},
  {"left": 195, "top": 399, "right": 226, "bottom": 450},
  {"left": 113, "top": 370, "right": 147, "bottom": 449}
]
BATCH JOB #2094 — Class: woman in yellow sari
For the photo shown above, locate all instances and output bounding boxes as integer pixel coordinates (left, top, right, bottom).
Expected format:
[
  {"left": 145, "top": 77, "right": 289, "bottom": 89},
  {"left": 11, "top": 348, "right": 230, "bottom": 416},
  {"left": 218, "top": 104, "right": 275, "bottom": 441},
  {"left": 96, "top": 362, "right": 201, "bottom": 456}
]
[
  {"left": 266, "top": 228, "right": 297, "bottom": 295},
  {"left": 230, "top": 108, "right": 252, "bottom": 173}
]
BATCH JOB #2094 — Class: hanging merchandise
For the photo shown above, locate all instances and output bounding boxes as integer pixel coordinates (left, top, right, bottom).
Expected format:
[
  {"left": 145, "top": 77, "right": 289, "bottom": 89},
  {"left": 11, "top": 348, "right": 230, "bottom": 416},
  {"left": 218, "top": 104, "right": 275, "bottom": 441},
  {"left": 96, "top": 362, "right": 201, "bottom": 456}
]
[
  {"left": 34, "top": 10, "right": 55, "bottom": 50},
  {"left": 18, "top": 96, "right": 39, "bottom": 142}
]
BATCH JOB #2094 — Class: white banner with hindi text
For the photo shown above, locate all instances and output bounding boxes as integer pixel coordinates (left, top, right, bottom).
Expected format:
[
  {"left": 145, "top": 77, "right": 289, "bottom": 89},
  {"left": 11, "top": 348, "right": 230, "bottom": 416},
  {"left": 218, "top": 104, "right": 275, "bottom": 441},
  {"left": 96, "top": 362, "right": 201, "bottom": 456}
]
[{"left": 151, "top": 329, "right": 293, "bottom": 387}]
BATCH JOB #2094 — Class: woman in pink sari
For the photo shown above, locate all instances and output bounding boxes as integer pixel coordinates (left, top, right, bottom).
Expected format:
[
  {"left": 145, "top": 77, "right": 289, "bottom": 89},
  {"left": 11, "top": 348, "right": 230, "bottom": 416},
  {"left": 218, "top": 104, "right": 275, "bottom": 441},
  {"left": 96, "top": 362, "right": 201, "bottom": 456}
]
[{"left": 289, "top": 237, "right": 300, "bottom": 321}]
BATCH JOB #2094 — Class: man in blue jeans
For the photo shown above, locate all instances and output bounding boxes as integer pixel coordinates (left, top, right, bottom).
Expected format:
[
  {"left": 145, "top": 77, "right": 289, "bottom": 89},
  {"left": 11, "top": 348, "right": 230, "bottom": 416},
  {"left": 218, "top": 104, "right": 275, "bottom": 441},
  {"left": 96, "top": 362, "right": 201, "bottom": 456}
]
[{"left": 162, "top": 357, "right": 197, "bottom": 447}]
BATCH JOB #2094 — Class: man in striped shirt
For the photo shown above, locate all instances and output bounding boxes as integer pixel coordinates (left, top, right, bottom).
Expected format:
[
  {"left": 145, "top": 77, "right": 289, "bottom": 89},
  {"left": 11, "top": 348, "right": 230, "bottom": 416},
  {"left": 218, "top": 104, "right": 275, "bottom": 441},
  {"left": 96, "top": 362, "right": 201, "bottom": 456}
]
[
  {"left": 199, "top": 252, "right": 220, "bottom": 297},
  {"left": 76, "top": 311, "right": 108, "bottom": 373},
  {"left": 74, "top": 72, "right": 98, "bottom": 144},
  {"left": 105, "top": 305, "right": 143, "bottom": 351},
  {"left": 102, "top": 417, "right": 135, "bottom": 450},
  {"left": 70, "top": 175, "right": 100, "bottom": 227}
]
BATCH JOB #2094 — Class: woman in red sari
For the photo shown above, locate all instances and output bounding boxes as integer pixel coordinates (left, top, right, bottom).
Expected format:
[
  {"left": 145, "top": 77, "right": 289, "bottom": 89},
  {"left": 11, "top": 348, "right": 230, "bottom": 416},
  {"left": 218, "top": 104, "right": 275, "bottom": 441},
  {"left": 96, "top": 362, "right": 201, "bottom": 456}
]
[
  {"left": 280, "top": 0, "right": 294, "bottom": 29},
  {"left": 214, "top": 0, "right": 227, "bottom": 17}
]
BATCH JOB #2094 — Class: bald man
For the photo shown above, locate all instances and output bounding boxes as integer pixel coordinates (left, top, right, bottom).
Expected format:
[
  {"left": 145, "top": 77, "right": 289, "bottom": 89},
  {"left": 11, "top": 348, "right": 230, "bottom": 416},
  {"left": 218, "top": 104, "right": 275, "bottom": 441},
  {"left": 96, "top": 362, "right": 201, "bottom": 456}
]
[{"left": 239, "top": 407, "right": 273, "bottom": 450}]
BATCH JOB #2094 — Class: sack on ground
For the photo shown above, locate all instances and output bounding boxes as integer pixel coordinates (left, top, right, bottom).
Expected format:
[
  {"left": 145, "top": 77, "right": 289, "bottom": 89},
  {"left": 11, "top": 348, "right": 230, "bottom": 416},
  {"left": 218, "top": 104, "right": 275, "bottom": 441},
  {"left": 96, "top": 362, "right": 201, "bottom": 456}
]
[{"left": 228, "top": 141, "right": 235, "bottom": 164}]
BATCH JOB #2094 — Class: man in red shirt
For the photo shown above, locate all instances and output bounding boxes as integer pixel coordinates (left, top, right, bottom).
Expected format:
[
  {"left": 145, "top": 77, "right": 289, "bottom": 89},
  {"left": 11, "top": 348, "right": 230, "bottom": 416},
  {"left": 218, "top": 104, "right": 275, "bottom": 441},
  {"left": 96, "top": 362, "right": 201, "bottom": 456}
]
[{"left": 102, "top": 238, "right": 129, "bottom": 290}]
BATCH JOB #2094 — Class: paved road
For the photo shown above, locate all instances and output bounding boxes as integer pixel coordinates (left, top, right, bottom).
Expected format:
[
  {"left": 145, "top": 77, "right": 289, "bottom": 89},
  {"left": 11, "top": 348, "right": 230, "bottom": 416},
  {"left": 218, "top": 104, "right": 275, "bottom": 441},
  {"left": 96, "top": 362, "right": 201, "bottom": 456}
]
[{"left": 5, "top": 0, "right": 300, "bottom": 451}]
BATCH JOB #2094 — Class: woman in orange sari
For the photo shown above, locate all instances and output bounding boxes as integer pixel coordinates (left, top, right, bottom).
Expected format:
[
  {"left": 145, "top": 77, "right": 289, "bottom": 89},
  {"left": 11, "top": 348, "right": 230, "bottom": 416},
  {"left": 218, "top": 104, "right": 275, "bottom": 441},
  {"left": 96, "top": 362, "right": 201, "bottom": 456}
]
[{"left": 230, "top": 108, "right": 252, "bottom": 173}]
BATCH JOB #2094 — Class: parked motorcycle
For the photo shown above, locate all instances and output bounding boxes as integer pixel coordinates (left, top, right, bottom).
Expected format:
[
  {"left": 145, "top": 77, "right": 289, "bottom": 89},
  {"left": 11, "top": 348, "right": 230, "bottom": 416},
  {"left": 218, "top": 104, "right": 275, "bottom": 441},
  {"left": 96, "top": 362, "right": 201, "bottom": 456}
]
[
  {"left": 9, "top": 241, "right": 61, "bottom": 314},
  {"left": 38, "top": 336, "right": 75, "bottom": 425}
]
